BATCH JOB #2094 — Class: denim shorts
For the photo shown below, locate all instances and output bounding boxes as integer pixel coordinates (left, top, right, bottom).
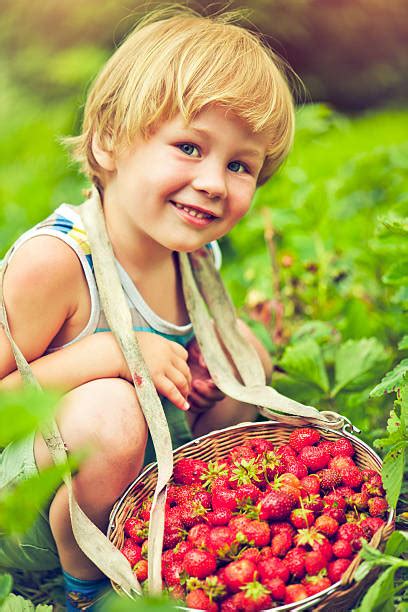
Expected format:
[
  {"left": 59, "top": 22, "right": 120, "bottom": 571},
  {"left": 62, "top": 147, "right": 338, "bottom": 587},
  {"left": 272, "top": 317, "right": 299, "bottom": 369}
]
[{"left": 0, "top": 399, "right": 193, "bottom": 573}]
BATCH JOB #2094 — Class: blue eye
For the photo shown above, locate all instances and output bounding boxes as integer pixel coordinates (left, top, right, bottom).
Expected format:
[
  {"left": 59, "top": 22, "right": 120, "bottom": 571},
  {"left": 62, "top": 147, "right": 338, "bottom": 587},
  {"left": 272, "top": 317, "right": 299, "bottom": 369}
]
[
  {"left": 228, "top": 161, "right": 247, "bottom": 173},
  {"left": 178, "top": 143, "right": 200, "bottom": 157}
]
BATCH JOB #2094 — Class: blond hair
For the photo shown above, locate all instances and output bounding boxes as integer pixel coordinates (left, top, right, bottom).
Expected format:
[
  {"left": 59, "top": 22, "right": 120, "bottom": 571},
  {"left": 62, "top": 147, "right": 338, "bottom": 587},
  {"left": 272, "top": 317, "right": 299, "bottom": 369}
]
[{"left": 66, "top": 6, "right": 295, "bottom": 186}]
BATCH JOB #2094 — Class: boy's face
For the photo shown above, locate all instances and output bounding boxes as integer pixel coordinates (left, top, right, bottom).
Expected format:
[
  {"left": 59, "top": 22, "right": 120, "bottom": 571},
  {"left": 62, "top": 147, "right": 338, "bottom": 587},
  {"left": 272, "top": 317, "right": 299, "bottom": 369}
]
[{"left": 98, "top": 105, "right": 269, "bottom": 254}]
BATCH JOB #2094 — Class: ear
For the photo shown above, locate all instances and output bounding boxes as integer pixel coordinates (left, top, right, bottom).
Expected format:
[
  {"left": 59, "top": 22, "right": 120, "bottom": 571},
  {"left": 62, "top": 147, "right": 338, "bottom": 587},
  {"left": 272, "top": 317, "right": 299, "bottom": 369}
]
[{"left": 91, "top": 133, "right": 116, "bottom": 172}]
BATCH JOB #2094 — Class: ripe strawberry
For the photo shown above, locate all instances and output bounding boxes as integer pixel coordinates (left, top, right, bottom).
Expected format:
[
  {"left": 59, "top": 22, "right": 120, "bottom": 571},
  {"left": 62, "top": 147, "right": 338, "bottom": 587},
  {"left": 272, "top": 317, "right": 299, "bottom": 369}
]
[
  {"left": 258, "top": 490, "right": 294, "bottom": 520},
  {"left": 290, "top": 508, "right": 315, "bottom": 529},
  {"left": 361, "top": 468, "right": 378, "bottom": 482},
  {"left": 312, "top": 537, "right": 333, "bottom": 562},
  {"left": 241, "top": 520, "right": 271, "bottom": 547},
  {"left": 340, "top": 466, "right": 363, "bottom": 489},
  {"left": 263, "top": 577, "right": 286, "bottom": 601},
  {"left": 331, "top": 437, "right": 355, "bottom": 457},
  {"left": 332, "top": 539, "right": 353, "bottom": 559},
  {"left": 360, "top": 516, "right": 385, "bottom": 539},
  {"left": 300, "top": 446, "right": 330, "bottom": 471},
  {"left": 228, "top": 445, "right": 256, "bottom": 464},
  {"left": 258, "top": 545, "right": 274, "bottom": 561},
  {"left": 300, "top": 474, "right": 320, "bottom": 496},
  {"left": 318, "top": 439, "right": 334, "bottom": 456},
  {"left": 162, "top": 555, "right": 184, "bottom": 586},
  {"left": 212, "top": 486, "right": 239, "bottom": 512},
  {"left": 163, "top": 525, "right": 184, "bottom": 549},
  {"left": 361, "top": 480, "right": 385, "bottom": 498},
  {"left": 283, "top": 547, "right": 307, "bottom": 579},
  {"left": 347, "top": 491, "right": 369, "bottom": 510},
  {"left": 168, "top": 583, "right": 185, "bottom": 600},
  {"left": 323, "top": 491, "right": 347, "bottom": 510},
  {"left": 279, "top": 472, "right": 301, "bottom": 488},
  {"left": 314, "top": 515, "right": 339, "bottom": 537},
  {"left": 317, "top": 468, "right": 342, "bottom": 490},
  {"left": 289, "top": 427, "right": 321, "bottom": 451},
  {"left": 173, "top": 540, "right": 194, "bottom": 561},
  {"left": 173, "top": 458, "right": 208, "bottom": 485},
  {"left": 224, "top": 559, "right": 257, "bottom": 592},
  {"left": 304, "top": 550, "right": 327, "bottom": 577},
  {"left": 271, "top": 531, "right": 293, "bottom": 557},
  {"left": 283, "top": 458, "right": 308, "bottom": 480},
  {"left": 368, "top": 496, "right": 388, "bottom": 517},
  {"left": 327, "top": 558, "right": 352, "bottom": 583},
  {"left": 206, "top": 508, "right": 233, "bottom": 526},
  {"left": 239, "top": 548, "right": 260, "bottom": 564},
  {"left": 186, "top": 589, "right": 218, "bottom": 612},
  {"left": 302, "top": 494, "right": 324, "bottom": 513},
  {"left": 261, "top": 451, "right": 286, "bottom": 480},
  {"left": 244, "top": 437, "right": 274, "bottom": 456},
  {"left": 180, "top": 501, "right": 207, "bottom": 529},
  {"left": 229, "top": 515, "right": 251, "bottom": 533},
  {"left": 133, "top": 559, "right": 148, "bottom": 582},
  {"left": 121, "top": 539, "right": 142, "bottom": 566},
  {"left": 187, "top": 524, "right": 211, "bottom": 548},
  {"left": 329, "top": 456, "right": 356, "bottom": 472},
  {"left": 207, "top": 527, "right": 236, "bottom": 558},
  {"left": 337, "top": 523, "right": 365, "bottom": 550},
  {"left": 236, "top": 580, "right": 273, "bottom": 611},
  {"left": 183, "top": 549, "right": 217, "bottom": 579},
  {"left": 257, "top": 556, "right": 290, "bottom": 583},
  {"left": 269, "top": 521, "right": 295, "bottom": 538},
  {"left": 235, "top": 483, "right": 261, "bottom": 504},
  {"left": 303, "top": 574, "right": 332, "bottom": 596},
  {"left": 336, "top": 485, "right": 354, "bottom": 497},
  {"left": 322, "top": 506, "right": 346, "bottom": 524},
  {"left": 276, "top": 443, "right": 298, "bottom": 459},
  {"left": 124, "top": 517, "right": 147, "bottom": 543},
  {"left": 167, "top": 484, "right": 194, "bottom": 506},
  {"left": 139, "top": 498, "right": 152, "bottom": 522},
  {"left": 284, "top": 583, "right": 308, "bottom": 603}
]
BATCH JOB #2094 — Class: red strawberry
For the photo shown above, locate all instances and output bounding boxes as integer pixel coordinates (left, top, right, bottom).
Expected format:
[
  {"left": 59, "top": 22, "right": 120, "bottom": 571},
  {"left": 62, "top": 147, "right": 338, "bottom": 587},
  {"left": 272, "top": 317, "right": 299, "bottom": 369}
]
[
  {"left": 261, "top": 451, "right": 286, "bottom": 480},
  {"left": 314, "top": 515, "right": 339, "bottom": 537},
  {"left": 283, "top": 458, "right": 308, "bottom": 480},
  {"left": 283, "top": 547, "right": 307, "bottom": 579},
  {"left": 168, "top": 583, "right": 185, "bottom": 600},
  {"left": 300, "top": 446, "right": 330, "bottom": 471},
  {"left": 186, "top": 589, "right": 218, "bottom": 612},
  {"left": 187, "top": 524, "right": 211, "bottom": 548},
  {"left": 331, "top": 437, "right": 355, "bottom": 457},
  {"left": 212, "top": 486, "right": 239, "bottom": 512},
  {"left": 180, "top": 501, "right": 207, "bottom": 529},
  {"left": 257, "top": 556, "right": 290, "bottom": 583},
  {"left": 368, "top": 496, "right": 388, "bottom": 517},
  {"left": 304, "top": 550, "right": 327, "bottom": 575},
  {"left": 329, "top": 456, "right": 356, "bottom": 472},
  {"left": 173, "top": 458, "right": 208, "bottom": 485},
  {"left": 258, "top": 490, "right": 294, "bottom": 520},
  {"left": 121, "top": 539, "right": 142, "bottom": 566},
  {"left": 263, "top": 577, "right": 286, "bottom": 601},
  {"left": 279, "top": 472, "right": 301, "bottom": 488},
  {"left": 290, "top": 508, "right": 315, "bottom": 529},
  {"left": 183, "top": 549, "right": 217, "bottom": 579},
  {"left": 361, "top": 469, "right": 378, "bottom": 482},
  {"left": 332, "top": 539, "right": 353, "bottom": 559},
  {"left": 323, "top": 491, "right": 347, "bottom": 510},
  {"left": 206, "top": 508, "right": 233, "bottom": 526},
  {"left": 166, "top": 484, "right": 194, "bottom": 506},
  {"left": 271, "top": 531, "right": 293, "bottom": 557},
  {"left": 133, "top": 559, "right": 148, "bottom": 582},
  {"left": 124, "top": 517, "right": 147, "bottom": 543},
  {"left": 302, "top": 494, "right": 324, "bottom": 513},
  {"left": 162, "top": 555, "right": 184, "bottom": 586},
  {"left": 244, "top": 437, "right": 274, "bottom": 456},
  {"left": 312, "top": 537, "right": 333, "bottom": 562},
  {"left": 289, "top": 428, "right": 321, "bottom": 451},
  {"left": 269, "top": 521, "right": 295, "bottom": 538},
  {"left": 235, "top": 483, "right": 261, "bottom": 504},
  {"left": 322, "top": 506, "right": 346, "bottom": 524},
  {"left": 303, "top": 574, "right": 332, "bottom": 596},
  {"left": 258, "top": 546, "right": 273, "bottom": 561},
  {"left": 284, "top": 583, "right": 308, "bottom": 603},
  {"left": 207, "top": 527, "right": 236, "bottom": 558},
  {"left": 317, "top": 468, "right": 342, "bottom": 490},
  {"left": 300, "top": 474, "right": 321, "bottom": 496},
  {"left": 163, "top": 525, "right": 184, "bottom": 549},
  {"left": 229, "top": 515, "right": 251, "bottom": 533},
  {"left": 173, "top": 540, "right": 194, "bottom": 561},
  {"left": 360, "top": 516, "right": 385, "bottom": 539},
  {"left": 228, "top": 445, "right": 256, "bottom": 464},
  {"left": 224, "top": 559, "right": 257, "bottom": 592},
  {"left": 340, "top": 466, "right": 363, "bottom": 489},
  {"left": 236, "top": 580, "right": 273, "bottom": 611},
  {"left": 327, "top": 558, "right": 351, "bottom": 583},
  {"left": 276, "top": 443, "right": 298, "bottom": 459},
  {"left": 318, "top": 440, "right": 334, "bottom": 456},
  {"left": 241, "top": 520, "right": 271, "bottom": 547},
  {"left": 139, "top": 498, "right": 152, "bottom": 522},
  {"left": 347, "top": 491, "right": 369, "bottom": 510},
  {"left": 239, "top": 548, "right": 260, "bottom": 564},
  {"left": 337, "top": 523, "right": 365, "bottom": 550},
  {"left": 336, "top": 485, "right": 354, "bottom": 497}
]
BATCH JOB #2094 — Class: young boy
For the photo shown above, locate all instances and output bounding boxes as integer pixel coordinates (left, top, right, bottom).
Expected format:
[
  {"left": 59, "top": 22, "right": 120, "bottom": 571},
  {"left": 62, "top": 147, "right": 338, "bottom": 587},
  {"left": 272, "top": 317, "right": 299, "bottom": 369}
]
[{"left": 0, "top": 7, "right": 294, "bottom": 608}]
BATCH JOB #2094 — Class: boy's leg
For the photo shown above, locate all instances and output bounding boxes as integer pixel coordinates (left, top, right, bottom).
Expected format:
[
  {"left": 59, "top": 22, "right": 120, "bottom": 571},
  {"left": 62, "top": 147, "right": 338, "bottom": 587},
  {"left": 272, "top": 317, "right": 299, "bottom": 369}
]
[
  {"left": 34, "top": 377, "right": 147, "bottom": 580},
  {"left": 191, "top": 397, "right": 258, "bottom": 438}
]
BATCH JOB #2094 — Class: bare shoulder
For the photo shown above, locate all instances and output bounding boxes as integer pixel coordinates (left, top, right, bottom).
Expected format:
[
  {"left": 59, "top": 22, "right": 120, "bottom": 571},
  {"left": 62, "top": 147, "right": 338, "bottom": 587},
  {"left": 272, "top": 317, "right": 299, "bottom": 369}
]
[{"left": 1, "top": 235, "right": 86, "bottom": 367}]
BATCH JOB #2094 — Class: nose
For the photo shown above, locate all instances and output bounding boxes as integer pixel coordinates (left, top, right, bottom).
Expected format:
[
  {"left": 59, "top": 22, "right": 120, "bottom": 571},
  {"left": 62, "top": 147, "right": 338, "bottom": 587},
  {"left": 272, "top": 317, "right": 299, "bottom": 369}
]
[{"left": 191, "top": 160, "right": 227, "bottom": 200}]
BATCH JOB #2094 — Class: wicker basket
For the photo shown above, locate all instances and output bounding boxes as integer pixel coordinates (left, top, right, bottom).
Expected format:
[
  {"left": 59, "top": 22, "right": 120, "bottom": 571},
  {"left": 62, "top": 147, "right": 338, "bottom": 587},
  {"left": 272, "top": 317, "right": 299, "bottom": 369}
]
[{"left": 108, "top": 420, "right": 394, "bottom": 611}]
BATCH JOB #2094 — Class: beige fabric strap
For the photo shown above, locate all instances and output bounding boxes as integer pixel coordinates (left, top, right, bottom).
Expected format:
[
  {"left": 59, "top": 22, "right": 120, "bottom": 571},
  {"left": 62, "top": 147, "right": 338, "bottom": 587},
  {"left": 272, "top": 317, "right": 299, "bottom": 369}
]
[{"left": 0, "top": 256, "right": 141, "bottom": 598}]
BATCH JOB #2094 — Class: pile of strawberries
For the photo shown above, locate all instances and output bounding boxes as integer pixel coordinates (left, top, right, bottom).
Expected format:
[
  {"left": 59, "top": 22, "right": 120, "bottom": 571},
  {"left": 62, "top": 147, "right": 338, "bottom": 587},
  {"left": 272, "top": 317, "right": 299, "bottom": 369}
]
[{"left": 120, "top": 428, "right": 389, "bottom": 611}]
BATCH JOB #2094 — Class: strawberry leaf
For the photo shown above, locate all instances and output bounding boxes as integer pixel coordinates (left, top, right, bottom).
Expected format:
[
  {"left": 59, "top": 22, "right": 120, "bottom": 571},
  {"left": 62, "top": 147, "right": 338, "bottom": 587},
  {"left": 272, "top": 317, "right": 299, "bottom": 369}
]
[
  {"left": 332, "top": 338, "right": 389, "bottom": 396},
  {"left": 0, "top": 574, "right": 12, "bottom": 606},
  {"left": 358, "top": 565, "right": 398, "bottom": 612},
  {"left": 279, "top": 338, "right": 329, "bottom": 392},
  {"left": 382, "top": 259, "right": 408, "bottom": 285},
  {"left": 398, "top": 335, "right": 408, "bottom": 350},
  {"left": 370, "top": 359, "right": 408, "bottom": 397},
  {"left": 381, "top": 442, "right": 406, "bottom": 508}
]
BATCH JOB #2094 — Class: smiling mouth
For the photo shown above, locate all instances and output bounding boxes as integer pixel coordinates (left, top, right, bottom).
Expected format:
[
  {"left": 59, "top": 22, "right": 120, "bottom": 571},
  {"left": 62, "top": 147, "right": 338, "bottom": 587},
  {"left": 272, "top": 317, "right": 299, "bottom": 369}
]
[{"left": 170, "top": 201, "right": 218, "bottom": 220}]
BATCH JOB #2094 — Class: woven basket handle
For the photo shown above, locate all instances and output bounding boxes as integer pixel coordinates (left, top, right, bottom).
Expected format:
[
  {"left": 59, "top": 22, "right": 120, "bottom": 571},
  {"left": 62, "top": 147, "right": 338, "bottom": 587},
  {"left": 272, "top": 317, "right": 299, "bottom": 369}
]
[{"left": 179, "top": 250, "right": 341, "bottom": 428}]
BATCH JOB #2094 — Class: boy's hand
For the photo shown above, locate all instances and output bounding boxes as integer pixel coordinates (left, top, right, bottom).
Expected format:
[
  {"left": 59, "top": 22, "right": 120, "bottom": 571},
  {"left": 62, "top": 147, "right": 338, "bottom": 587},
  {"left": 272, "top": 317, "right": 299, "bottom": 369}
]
[
  {"left": 119, "top": 332, "right": 192, "bottom": 411},
  {"left": 187, "top": 339, "right": 225, "bottom": 414}
]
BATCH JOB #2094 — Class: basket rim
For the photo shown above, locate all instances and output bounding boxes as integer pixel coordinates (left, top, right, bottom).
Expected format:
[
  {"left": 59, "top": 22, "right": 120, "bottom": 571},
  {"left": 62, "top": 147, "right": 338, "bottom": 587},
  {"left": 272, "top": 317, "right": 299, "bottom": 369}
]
[{"left": 108, "top": 419, "right": 394, "bottom": 612}]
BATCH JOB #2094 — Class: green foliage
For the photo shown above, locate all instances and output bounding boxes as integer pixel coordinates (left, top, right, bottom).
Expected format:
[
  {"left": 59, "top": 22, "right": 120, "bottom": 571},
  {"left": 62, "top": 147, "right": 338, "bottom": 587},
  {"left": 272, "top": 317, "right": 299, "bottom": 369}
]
[
  {"left": 0, "top": 593, "right": 53, "bottom": 611},
  {"left": 100, "top": 593, "right": 178, "bottom": 611},
  {"left": 0, "top": 574, "right": 13, "bottom": 605}
]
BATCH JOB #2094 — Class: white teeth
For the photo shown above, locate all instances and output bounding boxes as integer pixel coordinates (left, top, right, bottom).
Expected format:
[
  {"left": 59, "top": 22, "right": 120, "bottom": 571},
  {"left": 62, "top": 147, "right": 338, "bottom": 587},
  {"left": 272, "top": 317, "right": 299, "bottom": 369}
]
[{"left": 173, "top": 202, "right": 212, "bottom": 219}]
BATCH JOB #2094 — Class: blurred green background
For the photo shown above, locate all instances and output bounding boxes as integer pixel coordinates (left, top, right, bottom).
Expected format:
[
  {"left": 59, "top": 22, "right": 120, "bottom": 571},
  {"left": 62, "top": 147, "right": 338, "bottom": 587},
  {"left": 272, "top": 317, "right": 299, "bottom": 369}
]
[{"left": 1, "top": 0, "right": 407, "bottom": 440}]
